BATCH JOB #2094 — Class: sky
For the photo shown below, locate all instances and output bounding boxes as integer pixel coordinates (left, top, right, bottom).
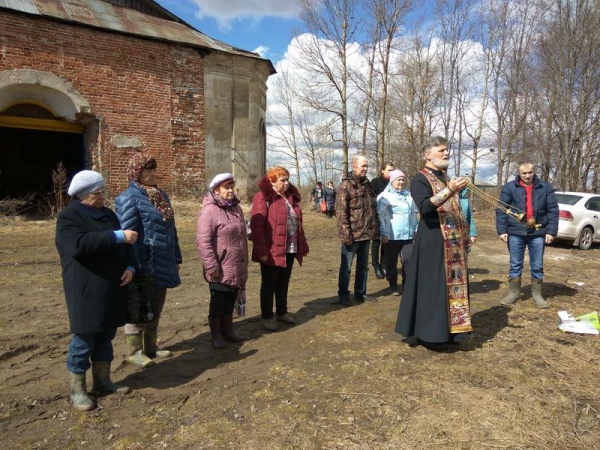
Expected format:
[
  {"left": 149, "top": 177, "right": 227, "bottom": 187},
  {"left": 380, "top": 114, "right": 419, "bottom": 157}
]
[
  {"left": 155, "top": 0, "right": 303, "bottom": 64},
  {"left": 152, "top": 0, "right": 498, "bottom": 183}
]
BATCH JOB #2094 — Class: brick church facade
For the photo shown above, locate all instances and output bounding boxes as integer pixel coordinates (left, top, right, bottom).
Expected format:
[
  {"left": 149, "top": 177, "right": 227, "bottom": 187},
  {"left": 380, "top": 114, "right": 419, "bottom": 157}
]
[{"left": 0, "top": 0, "right": 274, "bottom": 200}]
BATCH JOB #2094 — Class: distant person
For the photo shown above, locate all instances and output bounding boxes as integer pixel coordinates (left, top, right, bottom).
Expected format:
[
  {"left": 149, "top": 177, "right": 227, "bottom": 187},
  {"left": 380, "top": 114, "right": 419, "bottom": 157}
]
[
  {"left": 56, "top": 170, "right": 135, "bottom": 410},
  {"left": 496, "top": 162, "right": 558, "bottom": 308},
  {"left": 250, "top": 167, "right": 309, "bottom": 331},
  {"left": 395, "top": 137, "right": 471, "bottom": 351},
  {"left": 459, "top": 187, "right": 477, "bottom": 253},
  {"left": 336, "top": 155, "right": 379, "bottom": 306},
  {"left": 115, "top": 154, "right": 182, "bottom": 368},
  {"left": 324, "top": 181, "right": 336, "bottom": 218},
  {"left": 377, "top": 169, "right": 418, "bottom": 295},
  {"left": 312, "top": 181, "right": 324, "bottom": 212},
  {"left": 370, "top": 162, "right": 395, "bottom": 279},
  {"left": 197, "top": 173, "right": 249, "bottom": 348}
]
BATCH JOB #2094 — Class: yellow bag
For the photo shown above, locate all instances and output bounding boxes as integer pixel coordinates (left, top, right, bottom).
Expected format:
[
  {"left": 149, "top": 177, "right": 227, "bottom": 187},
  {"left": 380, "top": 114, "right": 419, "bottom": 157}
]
[{"left": 576, "top": 311, "right": 600, "bottom": 331}]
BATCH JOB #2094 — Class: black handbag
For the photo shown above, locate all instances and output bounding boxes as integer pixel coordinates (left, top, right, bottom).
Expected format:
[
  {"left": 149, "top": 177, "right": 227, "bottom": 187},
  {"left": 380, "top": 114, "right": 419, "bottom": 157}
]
[{"left": 126, "top": 272, "right": 157, "bottom": 323}]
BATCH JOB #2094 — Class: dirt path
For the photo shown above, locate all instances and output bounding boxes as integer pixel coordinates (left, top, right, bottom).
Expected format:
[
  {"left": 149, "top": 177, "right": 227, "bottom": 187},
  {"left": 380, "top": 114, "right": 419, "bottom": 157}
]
[{"left": 0, "top": 208, "right": 599, "bottom": 449}]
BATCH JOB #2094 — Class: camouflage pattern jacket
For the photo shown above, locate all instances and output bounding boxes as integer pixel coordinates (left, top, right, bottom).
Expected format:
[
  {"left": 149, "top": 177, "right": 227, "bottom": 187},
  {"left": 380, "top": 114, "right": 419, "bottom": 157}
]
[{"left": 336, "top": 172, "right": 380, "bottom": 244}]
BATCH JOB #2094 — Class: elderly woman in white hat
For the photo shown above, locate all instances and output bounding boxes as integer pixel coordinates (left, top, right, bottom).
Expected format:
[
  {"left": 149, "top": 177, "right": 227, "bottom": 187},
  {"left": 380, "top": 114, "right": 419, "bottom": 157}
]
[
  {"left": 196, "top": 173, "right": 249, "bottom": 348},
  {"left": 55, "top": 170, "right": 138, "bottom": 410}
]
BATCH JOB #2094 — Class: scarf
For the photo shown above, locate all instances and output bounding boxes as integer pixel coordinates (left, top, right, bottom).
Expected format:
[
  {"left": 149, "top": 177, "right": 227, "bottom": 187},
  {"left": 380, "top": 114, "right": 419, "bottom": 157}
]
[{"left": 421, "top": 168, "right": 472, "bottom": 334}]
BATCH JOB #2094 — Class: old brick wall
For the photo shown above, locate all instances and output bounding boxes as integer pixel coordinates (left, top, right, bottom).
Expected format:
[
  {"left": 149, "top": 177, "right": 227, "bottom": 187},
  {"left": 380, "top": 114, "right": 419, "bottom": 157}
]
[{"left": 0, "top": 10, "right": 205, "bottom": 198}]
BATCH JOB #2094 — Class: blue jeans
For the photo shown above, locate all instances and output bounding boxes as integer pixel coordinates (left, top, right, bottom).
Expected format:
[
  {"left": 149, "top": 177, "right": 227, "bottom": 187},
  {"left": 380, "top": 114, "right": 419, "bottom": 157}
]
[
  {"left": 508, "top": 234, "right": 545, "bottom": 280},
  {"left": 66, "top": 328, "right": 117, "bottom": 373},
  {"left": 338, "top": 240, "right": 370, "bottom": 301}
]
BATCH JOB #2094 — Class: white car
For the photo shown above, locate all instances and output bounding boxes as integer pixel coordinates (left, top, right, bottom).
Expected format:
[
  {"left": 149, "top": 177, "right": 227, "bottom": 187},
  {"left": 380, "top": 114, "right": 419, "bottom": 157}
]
[{"left": 555, "top": 192, "right": 600, "bottom": 250}]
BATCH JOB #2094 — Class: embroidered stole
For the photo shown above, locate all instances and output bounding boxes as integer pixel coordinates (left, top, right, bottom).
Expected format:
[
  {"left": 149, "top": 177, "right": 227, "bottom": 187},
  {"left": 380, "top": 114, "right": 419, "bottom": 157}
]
[{"left": 420, "top": 169, "right": 472, "bottom": 333}]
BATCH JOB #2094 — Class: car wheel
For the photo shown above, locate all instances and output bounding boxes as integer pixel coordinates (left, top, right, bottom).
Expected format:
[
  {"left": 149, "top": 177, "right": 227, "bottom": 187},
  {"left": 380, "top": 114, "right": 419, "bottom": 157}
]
[{"left": 578, "top": 227, "right": 593, "bottom": 250}]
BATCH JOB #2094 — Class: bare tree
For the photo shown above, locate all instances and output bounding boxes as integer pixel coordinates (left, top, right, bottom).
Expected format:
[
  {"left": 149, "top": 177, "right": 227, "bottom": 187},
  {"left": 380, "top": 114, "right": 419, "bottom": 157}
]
[
  {"left": 533, "top": 0, "right": 600, "bottom": 191},
  {"left": 296, "top": 0, "right": 363, "bottom": 174},
  {"left": 388, "top": 25, "right": 443, "bottom": 166},
  {"left": 480, "top": 0, "right": 539, "bottom": 184},
  {"left": 268, "top": 67, "right": 303, "bottom": 186}
]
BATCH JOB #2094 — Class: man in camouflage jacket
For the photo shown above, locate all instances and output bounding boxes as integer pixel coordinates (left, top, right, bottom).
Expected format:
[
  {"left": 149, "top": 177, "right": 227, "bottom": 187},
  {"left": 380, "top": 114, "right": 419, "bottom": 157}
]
[{"left": 336, "top": 154, "right": 380, "bottom": 305}]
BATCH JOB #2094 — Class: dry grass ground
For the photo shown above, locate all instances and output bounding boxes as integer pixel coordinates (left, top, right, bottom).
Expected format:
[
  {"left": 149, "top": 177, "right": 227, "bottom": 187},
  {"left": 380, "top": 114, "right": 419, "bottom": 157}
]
[{"left": 0, "top": 201, "right": 599, "bottom": 449}]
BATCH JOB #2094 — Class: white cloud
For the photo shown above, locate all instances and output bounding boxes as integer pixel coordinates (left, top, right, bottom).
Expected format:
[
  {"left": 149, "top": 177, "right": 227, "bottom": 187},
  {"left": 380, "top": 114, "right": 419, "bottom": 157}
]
[
  {"left": 252, "top": 45, "right": 270, "bottom": 58},
  {"left": 191, "top": 0, "right": 300, "bottom": 31}
]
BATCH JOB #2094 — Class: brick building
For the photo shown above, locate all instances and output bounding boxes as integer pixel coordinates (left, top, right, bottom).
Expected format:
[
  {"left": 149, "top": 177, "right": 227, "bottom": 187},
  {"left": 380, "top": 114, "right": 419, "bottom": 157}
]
[{"left": 0, "top": 0, "right": 275, "bottom": 201}]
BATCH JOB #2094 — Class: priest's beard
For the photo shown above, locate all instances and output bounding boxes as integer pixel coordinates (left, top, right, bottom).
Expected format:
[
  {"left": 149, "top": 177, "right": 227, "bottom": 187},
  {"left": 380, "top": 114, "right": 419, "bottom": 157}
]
[{"left": 434, "top": 160, "right": 450, "bottom": 170}]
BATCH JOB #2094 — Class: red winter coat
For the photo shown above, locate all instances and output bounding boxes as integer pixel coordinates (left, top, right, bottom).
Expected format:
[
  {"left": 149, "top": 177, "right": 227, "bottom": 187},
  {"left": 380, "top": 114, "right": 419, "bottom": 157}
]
[{"left": 250, "top": 176, "right": 309, "bottom": 267}]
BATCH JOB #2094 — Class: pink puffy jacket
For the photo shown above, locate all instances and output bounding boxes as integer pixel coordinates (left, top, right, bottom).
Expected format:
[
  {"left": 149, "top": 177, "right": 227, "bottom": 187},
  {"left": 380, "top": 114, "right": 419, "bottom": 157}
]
[{"left": 196, "top": 193, "right": 248, "bottom": 289}]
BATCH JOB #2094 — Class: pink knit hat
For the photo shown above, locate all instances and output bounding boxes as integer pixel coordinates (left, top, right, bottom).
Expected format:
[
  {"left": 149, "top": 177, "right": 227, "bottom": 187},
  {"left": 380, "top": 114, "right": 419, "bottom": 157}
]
[{"left": 389, "top": 170, "right": 406, "bottom": 183}]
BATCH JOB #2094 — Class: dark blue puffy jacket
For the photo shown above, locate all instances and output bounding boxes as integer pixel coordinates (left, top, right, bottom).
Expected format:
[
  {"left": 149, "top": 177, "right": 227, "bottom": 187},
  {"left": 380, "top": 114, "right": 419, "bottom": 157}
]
[
  {"left": 115, "top": 182, "right": 182, "bottom": 288},
  {"left": 495, "top": 175, "right": 558, "bottom": 237}
]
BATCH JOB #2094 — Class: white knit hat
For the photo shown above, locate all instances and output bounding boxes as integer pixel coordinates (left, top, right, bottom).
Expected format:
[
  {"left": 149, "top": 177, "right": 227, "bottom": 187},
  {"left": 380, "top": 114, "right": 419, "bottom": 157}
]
[
  {"left": 209, "top": 173, "right": 235, "bottom": 191},
  {"left": 67, "top": 170, "right": 105, "bottom": 198}
]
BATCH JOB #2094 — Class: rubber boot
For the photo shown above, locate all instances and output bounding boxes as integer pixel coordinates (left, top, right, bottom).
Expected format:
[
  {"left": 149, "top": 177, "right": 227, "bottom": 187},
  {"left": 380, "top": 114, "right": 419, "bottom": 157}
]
[
  {"left": 500, "top": 277, "right": 521, "bottom": 306},
  {"left": 221, "top": 315, "right": 248, "bottom": 342},
  {"left": 126, "top": 334, "right": 156, "bottom": 368},
  {"left": 208, "top": 317, "right": 226, "bottom": 349},
  {"left": 531, "top": 278, "right": 549, "bottom": 309},
  {"left": 91, "top": 361, "right": 131, "bottom": 395},
  {"left": 388, "top": 278, "right": 400, "bottom": 296},
  {"left": 69, "top": 371, "right": 94, "bottom": 411},
  {"left": 144, "top": 329, "right": 173, "bottom": 359}
]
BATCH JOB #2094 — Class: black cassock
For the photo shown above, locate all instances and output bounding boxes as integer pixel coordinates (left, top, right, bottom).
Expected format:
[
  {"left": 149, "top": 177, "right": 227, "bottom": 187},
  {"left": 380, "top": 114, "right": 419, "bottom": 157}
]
[{"left": 395, "top": 169, "right": 469, "bottom": 343}]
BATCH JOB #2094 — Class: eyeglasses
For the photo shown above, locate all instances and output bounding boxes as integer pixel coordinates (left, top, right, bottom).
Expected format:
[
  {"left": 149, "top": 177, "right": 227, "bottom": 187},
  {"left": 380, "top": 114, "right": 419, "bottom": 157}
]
[{"left": 90, "top": 189, "right": 105, "bottom": 195}]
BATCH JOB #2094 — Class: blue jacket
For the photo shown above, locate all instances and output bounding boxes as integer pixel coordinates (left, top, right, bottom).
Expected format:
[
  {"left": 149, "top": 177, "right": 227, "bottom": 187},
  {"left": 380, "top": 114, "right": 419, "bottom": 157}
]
[
  {"left": 495, "top": 174, "right": 558, "bottom": 237},
  {"left": 459, "top": 189, "right": 477, "bottom": 238},
  {"left": 377, "top": 183, "right": 418, "bottom": 241},
  {"left": 324, "top": 187, "right": 336, "bottom": 209},
  {"left": 115, "top": 181, "right": 182, "bottom": 288}
]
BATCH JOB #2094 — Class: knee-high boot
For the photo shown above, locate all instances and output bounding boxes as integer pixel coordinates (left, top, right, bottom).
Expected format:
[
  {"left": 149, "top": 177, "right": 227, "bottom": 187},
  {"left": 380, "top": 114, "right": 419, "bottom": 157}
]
[
  {"left": 69, "top": 371, "right": 94, "bottom": 411},
  {"left": 531, "top": 278, "right": 549, "bottom": 309},
  {"left": 221, "top": 315, "right": 248, "bottom": 342},
  {"left": 126, "top": 333, "right": 155, "bottom": 368},
  {"left": 500, "top": 277, "right": 521, "bottom": 306},
  {"left": 91, "top": 361, "right": 131, "bottom": 395},
  {"left": 144, "top": 328, "right": 173, "bottom": 359},
  {"left": 208, "top": 317, "right": 226, "bottom": 349}
]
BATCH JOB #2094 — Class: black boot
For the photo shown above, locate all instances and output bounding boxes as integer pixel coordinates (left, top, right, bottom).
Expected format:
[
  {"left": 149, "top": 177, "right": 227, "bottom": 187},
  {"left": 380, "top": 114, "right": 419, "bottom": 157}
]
[
  {"left": 208, "top": 317, "right": 226, "bottom": 349},
  {"left": 388, "top": 278, "right": 400, "bottom": 296},
  {"left": 221, "top": 315, "right": 248, "bottom": 342},
  {"left": 373, "top": 265, "right": 384, "bottom": 279}
]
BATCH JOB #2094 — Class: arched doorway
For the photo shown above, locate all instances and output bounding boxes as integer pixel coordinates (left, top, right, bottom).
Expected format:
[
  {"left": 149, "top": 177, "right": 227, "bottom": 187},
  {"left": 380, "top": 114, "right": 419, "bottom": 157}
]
[{"left": 0, "top": 102, "right": 84, "bottom": 199}]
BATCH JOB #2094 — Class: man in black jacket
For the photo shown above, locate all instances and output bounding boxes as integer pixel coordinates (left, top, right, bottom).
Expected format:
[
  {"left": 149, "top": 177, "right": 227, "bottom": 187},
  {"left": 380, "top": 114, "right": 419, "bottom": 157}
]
[{"left": 370, "top": 161, "right": 395, "bottom": 279}]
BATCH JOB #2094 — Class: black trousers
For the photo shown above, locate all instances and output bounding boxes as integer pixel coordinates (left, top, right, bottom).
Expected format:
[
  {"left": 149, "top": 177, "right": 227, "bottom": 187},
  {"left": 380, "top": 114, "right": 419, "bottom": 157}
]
[
  {"left": 371, "top": 239, "right": 386, "bottom": 269},
  {"left": 260, "top": 253, "right": 295, "bottom": 319},
  {"left": 385, "top": 239, "right": 413, "bottom": 284},
  {"left": 208, "top": 288, "right": 238, "bottom": 318}
]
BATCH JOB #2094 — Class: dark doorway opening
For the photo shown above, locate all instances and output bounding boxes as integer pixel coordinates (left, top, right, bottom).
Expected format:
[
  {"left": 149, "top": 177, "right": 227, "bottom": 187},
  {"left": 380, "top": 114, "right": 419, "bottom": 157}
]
[{"left": 0, "top": 127, "right": 85, "bottom": 199}]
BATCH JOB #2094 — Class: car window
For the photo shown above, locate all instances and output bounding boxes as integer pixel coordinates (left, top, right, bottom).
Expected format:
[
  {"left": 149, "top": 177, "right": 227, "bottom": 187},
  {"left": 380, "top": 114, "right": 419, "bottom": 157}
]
[
  {"left": 556, "top": 194, "right": 582, "bottom": 205},
  {"left": 585, "top": 197, "right": 600, "bottom": 212}
]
